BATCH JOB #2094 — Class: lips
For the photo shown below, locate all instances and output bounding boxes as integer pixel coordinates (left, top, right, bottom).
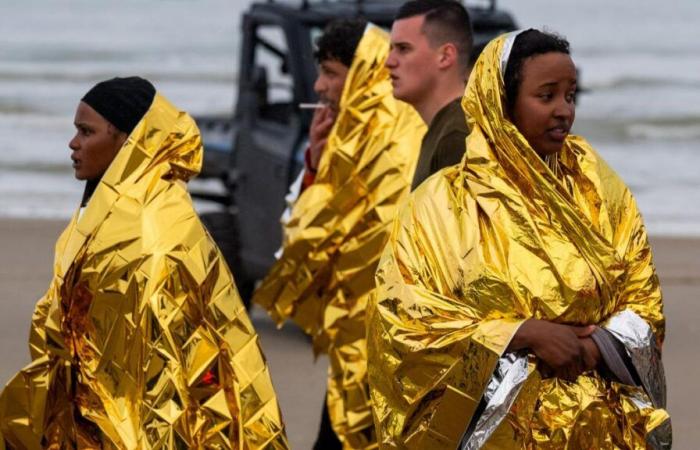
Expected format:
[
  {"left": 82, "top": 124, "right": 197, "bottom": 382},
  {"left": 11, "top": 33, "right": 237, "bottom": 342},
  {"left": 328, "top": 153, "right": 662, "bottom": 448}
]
[{"left": 547, "top": 125, "right": 570, "bottom": 142}]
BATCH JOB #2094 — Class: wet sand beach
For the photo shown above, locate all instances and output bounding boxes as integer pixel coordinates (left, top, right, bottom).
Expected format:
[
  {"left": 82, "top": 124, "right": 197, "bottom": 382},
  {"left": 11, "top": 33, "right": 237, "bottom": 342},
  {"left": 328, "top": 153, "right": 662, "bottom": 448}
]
[{"left": 0, "top": 218, "right": 697, "bottom": 448}]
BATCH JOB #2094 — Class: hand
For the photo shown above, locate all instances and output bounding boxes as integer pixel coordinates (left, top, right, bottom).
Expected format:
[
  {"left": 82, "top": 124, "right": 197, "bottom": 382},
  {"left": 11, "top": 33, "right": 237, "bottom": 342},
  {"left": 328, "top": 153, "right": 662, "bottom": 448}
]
[
  {"left": 308, "top": 106, "right": 335, "bottom": 170},
  {"left": 510, "top": 319, "right": 595, "bottom": 381},
  {"left": 579, "top": 336, "right": 602, "bottom": 372}
]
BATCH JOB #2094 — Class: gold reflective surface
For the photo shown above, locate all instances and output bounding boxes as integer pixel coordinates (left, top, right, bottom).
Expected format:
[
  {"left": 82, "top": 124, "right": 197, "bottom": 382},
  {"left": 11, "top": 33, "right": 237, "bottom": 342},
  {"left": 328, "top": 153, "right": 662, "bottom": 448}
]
[
  {"left": 368, "top": 35, "right": 668, "bottom": 449},
  {"left": 254, "top": 26, "right": 425, "bottom": 449},
  {"left": 0, "top": 95, "right": 289, "bottom": 449}
]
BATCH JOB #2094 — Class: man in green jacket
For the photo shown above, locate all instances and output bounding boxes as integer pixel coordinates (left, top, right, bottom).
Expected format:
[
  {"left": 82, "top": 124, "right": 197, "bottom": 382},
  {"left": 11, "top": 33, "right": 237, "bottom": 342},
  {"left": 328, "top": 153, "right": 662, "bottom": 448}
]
[{"left": 386, "top": 0, "right": 472, "bottom": 190}]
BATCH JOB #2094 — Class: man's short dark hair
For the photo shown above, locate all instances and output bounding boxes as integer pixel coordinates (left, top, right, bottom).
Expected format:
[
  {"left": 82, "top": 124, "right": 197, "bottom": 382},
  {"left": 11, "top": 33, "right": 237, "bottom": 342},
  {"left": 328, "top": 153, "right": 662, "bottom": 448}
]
[
  {"left": 314, "top": 18, "right": 367, "bottom": 67},
  {"left": 504, "top": 29, "right": 571, "bottom": 113},
  {"left": 395, "top": 0, "right": 473, "bottom": 71}
]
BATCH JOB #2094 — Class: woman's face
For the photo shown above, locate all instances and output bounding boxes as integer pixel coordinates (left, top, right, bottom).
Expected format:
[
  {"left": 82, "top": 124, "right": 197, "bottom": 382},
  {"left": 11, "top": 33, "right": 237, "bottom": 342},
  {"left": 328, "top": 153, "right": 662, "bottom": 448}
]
[
  {"left": 511, "top": 52, "right": 577, "bottom": 157},
  {"left": 68, "top": 102, "right": 126, "bottom": 181}
]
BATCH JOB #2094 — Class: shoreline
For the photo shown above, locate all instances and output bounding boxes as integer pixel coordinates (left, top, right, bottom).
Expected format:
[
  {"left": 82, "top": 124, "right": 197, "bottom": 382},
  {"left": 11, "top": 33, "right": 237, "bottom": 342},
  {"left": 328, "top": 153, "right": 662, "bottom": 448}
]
[{"left": 1, "top": 216, "right": 694, "bottom": 283}]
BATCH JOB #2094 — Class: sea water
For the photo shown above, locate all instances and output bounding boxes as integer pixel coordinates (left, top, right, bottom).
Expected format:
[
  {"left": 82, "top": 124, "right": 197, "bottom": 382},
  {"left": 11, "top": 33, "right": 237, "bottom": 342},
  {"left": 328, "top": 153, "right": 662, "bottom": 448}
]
[{"left": 0, "top": 0, "right": 698, "bottom": 236}]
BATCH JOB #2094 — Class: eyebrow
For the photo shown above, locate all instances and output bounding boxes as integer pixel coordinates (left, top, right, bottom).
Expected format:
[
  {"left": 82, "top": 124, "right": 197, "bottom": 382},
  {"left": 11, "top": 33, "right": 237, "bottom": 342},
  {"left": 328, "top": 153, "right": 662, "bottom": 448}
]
[{"left": 538, "top": 79, "right": 577, "bottom": 89}]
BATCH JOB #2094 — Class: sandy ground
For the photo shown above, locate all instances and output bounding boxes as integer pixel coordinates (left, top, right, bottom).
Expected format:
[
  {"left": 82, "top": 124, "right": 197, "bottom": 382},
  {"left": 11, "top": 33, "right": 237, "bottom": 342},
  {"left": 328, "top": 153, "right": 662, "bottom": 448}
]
[{"left": 0, "top": 218, "right": 697, "bottom": 448}]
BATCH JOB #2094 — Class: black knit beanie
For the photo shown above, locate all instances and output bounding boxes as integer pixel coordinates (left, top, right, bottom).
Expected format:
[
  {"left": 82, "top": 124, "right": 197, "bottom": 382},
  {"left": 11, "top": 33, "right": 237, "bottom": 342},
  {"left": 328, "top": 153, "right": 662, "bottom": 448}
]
[{"left": 81, "top": 76, "right": 156, "bottom": 134}]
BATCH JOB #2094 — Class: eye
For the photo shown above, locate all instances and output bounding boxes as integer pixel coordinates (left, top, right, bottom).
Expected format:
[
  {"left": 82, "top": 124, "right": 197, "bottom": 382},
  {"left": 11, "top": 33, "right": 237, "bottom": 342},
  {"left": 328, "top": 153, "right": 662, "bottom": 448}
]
[
  {"left": 538, "top": 92, "right": 553, "bottom": 101},
  {"left": 321, "top": 67, "right": 336, "bottom": 78},
  {"left": 565, "top": 90, "right": 576, "bottom": 103}
]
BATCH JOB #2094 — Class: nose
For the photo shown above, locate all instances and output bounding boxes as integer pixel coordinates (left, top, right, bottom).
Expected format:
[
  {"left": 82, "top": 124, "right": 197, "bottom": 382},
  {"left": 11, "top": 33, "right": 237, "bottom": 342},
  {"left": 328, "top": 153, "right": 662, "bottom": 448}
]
[
  {"left": 69, "top": 133, "right": 79, "bottom": 151},
  {"left": 553, "top": 97, "right": 574, "bottom": 123},
  {"left": 313, "top": 76, "right": 326, "bottom": 96},
  {"left": 385, "top": 51, "right": 397, "bottom": 69}
]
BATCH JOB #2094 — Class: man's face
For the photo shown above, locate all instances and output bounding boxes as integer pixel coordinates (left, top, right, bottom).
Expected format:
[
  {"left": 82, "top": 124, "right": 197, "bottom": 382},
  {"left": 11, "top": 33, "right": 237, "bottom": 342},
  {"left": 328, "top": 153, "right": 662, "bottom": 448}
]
[
  {"left": 69, "top": 101, "right": 126, "bottom": 181},
  {"left": 313, "top": 59, "right": 349, "bottom": 111},
  {"left": 386, "top": 15, "right": 441, "bottom": 105}
]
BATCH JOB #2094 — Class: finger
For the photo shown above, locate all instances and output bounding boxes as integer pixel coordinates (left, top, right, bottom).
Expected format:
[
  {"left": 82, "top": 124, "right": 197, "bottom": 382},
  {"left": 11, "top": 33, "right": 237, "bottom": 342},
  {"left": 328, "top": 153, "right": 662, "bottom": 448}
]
[
  {"left": 578, "top": 354, "right": 587, "bottom": 375},
  {"left": 311, "top": 139, "right": 328, "bottom": 162},
  {"left": 311, "top": 117, "right": 333, "bottom": 140},
  {"left": 584, "top": 339, "right": 600, "bottom": 370},
  {"left": 570, "top": 368, "right": 580, "bottom": 382},
  {"left": 320, "top": 116, "right": 335, "bottom": 130},
  {"left": 315, "top": 122, "right": 334, "bottom": 140},
  {"left": 323, "top": 109, "right": 336, "bottom": 123},
  {"left": 311, "top": 107, "right": 324, "bottom": 124},
  {"left": 568, "top": 357, "right": 583, "bottom": 381},
  {"left": 312, "top": 106, "right": 330, "bottom": 125},
  {"left": 539, "top": 363, "right": 554, "bottom": 378},
  {"left": 556, "top": 367, "right": 576, "bottom": 382},
  {"left": 571, "top": 325, "right": 596, "bottom": 338}
]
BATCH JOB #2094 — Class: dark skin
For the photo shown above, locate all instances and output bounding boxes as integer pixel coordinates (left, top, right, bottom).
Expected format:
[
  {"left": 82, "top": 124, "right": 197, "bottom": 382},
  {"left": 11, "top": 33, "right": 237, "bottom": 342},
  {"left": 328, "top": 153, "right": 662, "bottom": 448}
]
[
  {"left": 509, "top": 320, "right": 600, "bottom": 381},
  {"left": 506, "top": 52, "right": 601, "bottom": 381},
  {"left": 511, "top": 52, "right": 577, "bottom": 157},
  {"left": 69, "top": 101, "right": 126, "bottom": 181}
]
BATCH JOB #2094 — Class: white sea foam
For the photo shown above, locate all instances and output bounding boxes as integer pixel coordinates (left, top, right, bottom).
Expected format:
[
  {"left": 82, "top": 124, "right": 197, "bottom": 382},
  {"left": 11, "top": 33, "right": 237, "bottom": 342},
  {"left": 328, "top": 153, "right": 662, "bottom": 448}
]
[
  {"left": 1, "top": 0, "right": 699, "bottom": 236},
  {"left": 626, "top": 123, "right": 700, "bottom": 141}
]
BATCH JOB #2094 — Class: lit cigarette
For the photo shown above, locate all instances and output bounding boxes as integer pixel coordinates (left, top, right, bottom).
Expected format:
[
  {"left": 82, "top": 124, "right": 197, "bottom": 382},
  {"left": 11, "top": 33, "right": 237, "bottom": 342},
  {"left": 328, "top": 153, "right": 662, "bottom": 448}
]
[{"left": 299, "top": 103, "right": 326, "bottom": 109}]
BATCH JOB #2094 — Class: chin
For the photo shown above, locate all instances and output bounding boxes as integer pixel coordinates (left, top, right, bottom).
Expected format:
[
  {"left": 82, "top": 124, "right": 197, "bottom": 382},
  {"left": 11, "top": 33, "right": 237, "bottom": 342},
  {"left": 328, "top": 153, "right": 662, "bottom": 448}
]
[{"left": 392, "top": 89, "right": 409, "bottom": 103}]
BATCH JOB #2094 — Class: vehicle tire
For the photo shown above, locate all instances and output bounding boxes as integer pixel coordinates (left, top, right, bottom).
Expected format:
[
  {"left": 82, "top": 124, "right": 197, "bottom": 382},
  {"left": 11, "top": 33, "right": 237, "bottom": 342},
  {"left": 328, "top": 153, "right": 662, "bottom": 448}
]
[{"left": 200, "top": 211, "right": 255, "bottom": 309}]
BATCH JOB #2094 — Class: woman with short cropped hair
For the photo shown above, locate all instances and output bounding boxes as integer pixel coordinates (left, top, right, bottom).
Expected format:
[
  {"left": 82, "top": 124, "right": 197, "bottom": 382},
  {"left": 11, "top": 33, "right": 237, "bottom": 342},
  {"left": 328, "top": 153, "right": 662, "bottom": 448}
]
[{"left": 368, "top": 30, "right": 670, "bottom": 449}]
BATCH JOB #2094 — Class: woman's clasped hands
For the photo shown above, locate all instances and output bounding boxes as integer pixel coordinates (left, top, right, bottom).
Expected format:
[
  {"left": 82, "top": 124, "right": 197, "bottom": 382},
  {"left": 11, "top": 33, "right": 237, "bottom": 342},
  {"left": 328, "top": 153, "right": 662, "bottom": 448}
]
[{"left": 509, "top": 319, "right": 602, "bottom": 381}]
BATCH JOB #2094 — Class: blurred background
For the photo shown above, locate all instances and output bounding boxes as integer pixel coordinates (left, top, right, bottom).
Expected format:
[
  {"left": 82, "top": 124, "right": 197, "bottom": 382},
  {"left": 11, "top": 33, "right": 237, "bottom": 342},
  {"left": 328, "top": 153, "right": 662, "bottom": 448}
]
[
  {"left": 1, "top": 0, "right": 699, "bottom": 234},
  {"left": 0, "top": 0, "right": 698, "bottom": 448}
]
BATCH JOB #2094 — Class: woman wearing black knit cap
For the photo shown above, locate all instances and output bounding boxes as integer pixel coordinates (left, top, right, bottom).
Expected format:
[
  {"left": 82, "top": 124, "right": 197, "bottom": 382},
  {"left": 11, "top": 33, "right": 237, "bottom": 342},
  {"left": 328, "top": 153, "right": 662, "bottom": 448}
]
[
  {"left": 0, "top": 78, "right": 290, "bottom": 449},
  {"left": 70, "top": 76, "right": 155, "bottom": 204}
]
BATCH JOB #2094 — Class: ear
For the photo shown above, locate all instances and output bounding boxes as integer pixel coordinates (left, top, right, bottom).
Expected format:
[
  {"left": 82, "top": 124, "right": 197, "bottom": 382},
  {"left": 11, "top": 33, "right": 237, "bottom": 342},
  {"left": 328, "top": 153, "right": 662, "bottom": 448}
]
[{"left": 437, "top": 42, "right": 458, "bottom": 70}]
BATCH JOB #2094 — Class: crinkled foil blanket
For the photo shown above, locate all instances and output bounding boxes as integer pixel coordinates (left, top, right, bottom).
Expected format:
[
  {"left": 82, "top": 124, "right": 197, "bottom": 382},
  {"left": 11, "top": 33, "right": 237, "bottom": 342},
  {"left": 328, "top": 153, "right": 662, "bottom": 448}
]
[
  {"left": 367, "top": 34, "right": 671, "bottom": 449},
  {"left": 0, "top": 94, "right": 289, "bottom": 449},
  {"left": 254, "top": 25, "right": 425, "bottom": 449}
]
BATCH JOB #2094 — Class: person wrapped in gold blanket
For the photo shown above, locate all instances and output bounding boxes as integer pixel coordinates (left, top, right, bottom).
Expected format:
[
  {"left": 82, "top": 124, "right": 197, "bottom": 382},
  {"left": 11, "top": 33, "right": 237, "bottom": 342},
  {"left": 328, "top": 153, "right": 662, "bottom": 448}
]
[
  {"left": 368, "top": 30, "right": 670, "bottom": 449},
  {"left": 0, "top": 77, "right": 289, "bottom": 449},
  {"left": 253, "top": 25, "right": 425, "bottom": 449}
]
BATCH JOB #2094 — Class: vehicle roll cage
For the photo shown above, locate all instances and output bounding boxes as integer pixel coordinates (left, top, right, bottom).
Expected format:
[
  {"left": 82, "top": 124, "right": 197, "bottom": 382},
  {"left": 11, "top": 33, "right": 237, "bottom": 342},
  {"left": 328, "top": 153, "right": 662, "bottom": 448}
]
[{"left": 265, "top": 0, "right": 499, "bottom": 13}]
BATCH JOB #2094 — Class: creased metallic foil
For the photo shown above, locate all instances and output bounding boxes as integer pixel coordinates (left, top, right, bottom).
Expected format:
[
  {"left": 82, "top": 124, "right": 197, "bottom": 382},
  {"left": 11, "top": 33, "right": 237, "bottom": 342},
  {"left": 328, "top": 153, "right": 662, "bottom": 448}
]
[
  {"left": 367, "top": 34, "right": 669, "bottom": 449},
  {"left": 605, "top": 309, "right": 667, "bottom": 408},
  {"left": 0, "top": 94, "right": 289, "bottom": 449},
  {"left": 253, "top": 25, "right": 425, "bottom": 449},
  {"left": 605, "top": 310, "right": 671, "bottom": 449},
  {"left": 460, "top": 352, "right": 530, "bottom": 450}
]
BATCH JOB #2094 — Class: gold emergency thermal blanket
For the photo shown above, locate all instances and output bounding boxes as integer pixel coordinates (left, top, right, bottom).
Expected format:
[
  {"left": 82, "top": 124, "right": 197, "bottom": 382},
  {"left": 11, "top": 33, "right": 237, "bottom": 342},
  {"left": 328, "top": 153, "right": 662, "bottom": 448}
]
[
  {"left": 253, "top": 25, "right": 425, "bottom": 449},
  {"left": 367, "top": 34, "right": 671, "bottom": 449},
  {"left": 0, "top": 94, "right": 289, "bottom": 449}
]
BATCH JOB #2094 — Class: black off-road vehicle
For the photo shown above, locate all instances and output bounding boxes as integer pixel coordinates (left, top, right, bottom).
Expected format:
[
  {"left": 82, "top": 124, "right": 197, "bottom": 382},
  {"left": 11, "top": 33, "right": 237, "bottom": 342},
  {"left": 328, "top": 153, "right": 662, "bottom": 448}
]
[{"left": 193, "top": 0, "right": 518, "bottom": 304}]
